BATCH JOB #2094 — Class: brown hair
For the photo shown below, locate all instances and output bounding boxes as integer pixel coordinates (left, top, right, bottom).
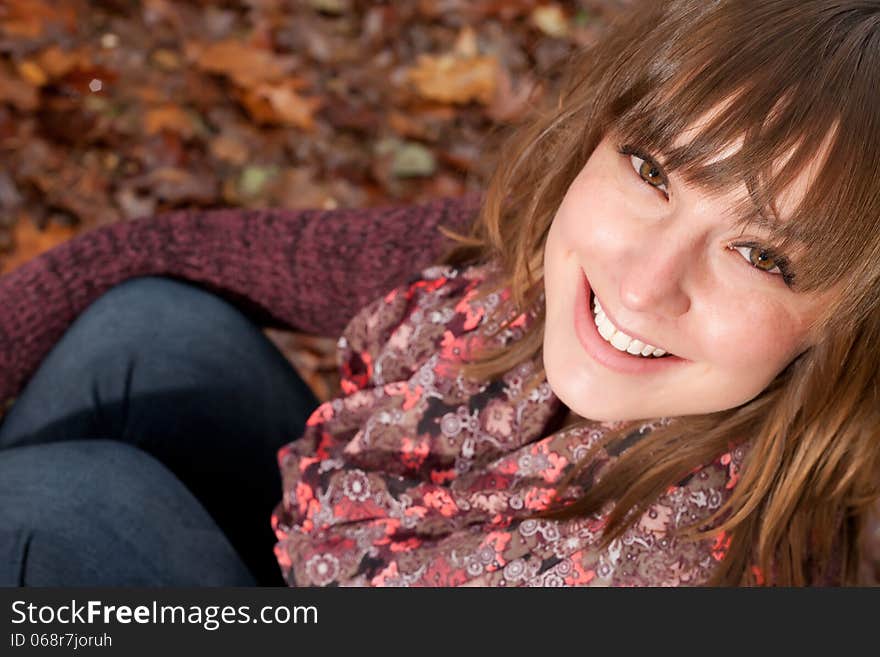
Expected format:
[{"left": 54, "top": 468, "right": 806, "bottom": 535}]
[{"left": 438, "top": 0, "right": 880, "bottom": 585}]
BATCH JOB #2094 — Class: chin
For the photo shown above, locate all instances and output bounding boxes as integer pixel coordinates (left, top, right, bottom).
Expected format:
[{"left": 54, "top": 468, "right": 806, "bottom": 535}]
[{"left": 542, "top": 346, "right": 633, "bottom": 423}]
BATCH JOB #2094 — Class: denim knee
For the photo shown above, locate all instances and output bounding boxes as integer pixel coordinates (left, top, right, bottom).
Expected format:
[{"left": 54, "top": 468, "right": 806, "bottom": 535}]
[
  {"left": 54, "top": 275, "right": 263, "bottom": 377},
  {"left": 0, "top": 439, "right": 257, "bottom": 586},
  {"left": 0, "top": 274, "right": 317, "bottom": 450}
]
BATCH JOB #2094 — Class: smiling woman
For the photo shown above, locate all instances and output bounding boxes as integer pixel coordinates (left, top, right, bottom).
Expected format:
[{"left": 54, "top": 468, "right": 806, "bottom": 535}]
[{"left": 439, "top": 0, "right": 880, "bottom": 585}]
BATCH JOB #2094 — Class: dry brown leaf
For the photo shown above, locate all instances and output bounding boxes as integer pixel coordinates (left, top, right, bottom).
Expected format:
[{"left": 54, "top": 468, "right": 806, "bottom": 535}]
[
  {"left": 0, "top": 65, "right": 38, "bottom": 111},
  {"left": 187, "top": 39, "right": 297, "bottom": 88},
  {"left": 16, "top": 60, "right": 47, "bottom": 86},
  {"left": 144, "top": 104, "right": 196, "bottom": 138},
  {"left": 36, "top": 46, "right": 91, "bottom": 79},
  {"left": 407, "top": 53, "right": 499, "bottom": 105},
  {"left": 130, "top": 84, "right": 169, "bottom": 105},
  {"left": 128, "top": 167, "right": 218, "bottom": 205},
  {"left": 1, "top": 214, "right": 78, "bottom": 275},
  {"left": 150, "top": 48, "right": 181, "bottom": 71},
  {"left": 237, "top": 77, "right": 321, "bottom": 130},
  {"left": 263, "top": 328, "right": 341, "bottom": 402},
  {"left": 388, "top": 110, "right": 437, "bottom": 140},
  {"left": 210, "top": 133, "right": 250, "bottom": 165},
  {"left": 271, "top": 168, "right": 336, "bottom": 209},
  {"left": 405, "top": 25, "right": 499, "bottom": 105},
  {"left": 454, "top": 25, "right": 480, "bottom": 58},
  {"left": 531, "top": 4, "right": 570, "bottom": 38},
  {"left": 249, "top": 81, "right": 323, "bottom": 131}
]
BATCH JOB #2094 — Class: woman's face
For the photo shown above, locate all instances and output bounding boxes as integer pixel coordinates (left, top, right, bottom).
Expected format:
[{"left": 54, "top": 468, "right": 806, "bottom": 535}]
[{"left": 542, "top": 132, "right": 834, "bottom": 422}]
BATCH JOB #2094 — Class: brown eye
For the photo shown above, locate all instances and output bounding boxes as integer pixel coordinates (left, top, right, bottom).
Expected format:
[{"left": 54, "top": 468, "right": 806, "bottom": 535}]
[
  {"left": 749, "top": 249, "right": 777, "bottom": 271},
  {"left": 729, "top": 243, "right": 796, "bottom": 287},
  {"left": 639, "top": 159, "right": 664, "bottom": 187},
  {"left": 627, "top": 153, "right": 669, "bottom": 195},
  {"left": 731, "top": 245, "right": 783, "bottom": 276}
]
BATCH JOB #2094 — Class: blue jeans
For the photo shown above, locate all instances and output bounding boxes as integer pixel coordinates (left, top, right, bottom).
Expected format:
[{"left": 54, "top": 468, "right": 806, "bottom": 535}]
[{"left": 0, "top": 277, "right": 321, "bottom": 586}]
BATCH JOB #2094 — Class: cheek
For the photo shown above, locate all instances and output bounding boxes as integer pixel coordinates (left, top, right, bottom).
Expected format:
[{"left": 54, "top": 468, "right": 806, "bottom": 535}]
[
  {"left": 701, "top": 299, "right": 807, "bottom": 372},
  {"left": 553, "top": 168, "right": 622, "bottom": 255}
]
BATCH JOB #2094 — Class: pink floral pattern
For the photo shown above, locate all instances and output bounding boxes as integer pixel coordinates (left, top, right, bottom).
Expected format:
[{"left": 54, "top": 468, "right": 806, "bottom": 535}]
[{"left": 271, "top": 262, "right": 747, "bottom": 586}]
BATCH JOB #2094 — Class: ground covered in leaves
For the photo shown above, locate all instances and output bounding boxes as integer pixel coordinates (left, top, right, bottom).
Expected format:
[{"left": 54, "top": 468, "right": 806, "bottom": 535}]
[
  {"left": 0, "top": 0, "right": 631, "bottom": 399},
  {"left": 0, "top": 0, "right": 631, "bottom": 273}
]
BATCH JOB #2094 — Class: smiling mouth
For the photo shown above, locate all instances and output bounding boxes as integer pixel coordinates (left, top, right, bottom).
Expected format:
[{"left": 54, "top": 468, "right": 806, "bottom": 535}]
[{"left": 588, "top": 290, "right": 673, "bottom": 358}]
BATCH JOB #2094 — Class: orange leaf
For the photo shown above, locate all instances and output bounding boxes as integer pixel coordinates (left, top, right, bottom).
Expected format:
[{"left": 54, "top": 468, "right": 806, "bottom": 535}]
[
  {"left": 404, "top": 25, "right": 499, "bottom": 105},
  {"left": 144, "top": 105, "right": 196, "bottom": 138},
  {"left": 0, "top": 65, "right": 38, "bottom": 111},
  {"left": 188, "top": 39, "right": 296, "bottom": 88},
  {"left": 16, "top": 60, "right": 47, "bottom": 87},
  {"left": 2, "top": 217, "right": 77, "bottom": 275},
  {"left": 251, "top": 81, "right": 323, "bottom": 131},
  {"left": 37, "top": 45, "right": 91, "bottom": 79},
  {"left": 407, "top": 53, "right": 499, "bottom": 105}
]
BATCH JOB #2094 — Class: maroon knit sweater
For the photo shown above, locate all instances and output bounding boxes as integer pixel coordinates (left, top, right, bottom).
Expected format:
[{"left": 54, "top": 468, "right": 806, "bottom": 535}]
[{"left": 0, "top": 193, "right": 481, "bottom": 409}]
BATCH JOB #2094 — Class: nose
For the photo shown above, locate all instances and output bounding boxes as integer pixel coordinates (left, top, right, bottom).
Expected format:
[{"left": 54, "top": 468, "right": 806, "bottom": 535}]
[{"left": 617, "top": 234, "right": 692, "bottom": 317}]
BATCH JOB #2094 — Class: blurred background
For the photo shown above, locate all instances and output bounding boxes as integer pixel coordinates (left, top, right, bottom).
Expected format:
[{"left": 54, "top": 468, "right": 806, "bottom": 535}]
[{"left": 0, "top": 0, "right": 632, "bottom": 399}]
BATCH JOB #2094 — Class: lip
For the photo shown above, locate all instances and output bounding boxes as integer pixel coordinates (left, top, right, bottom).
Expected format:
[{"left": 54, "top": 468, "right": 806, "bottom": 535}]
[{"left": 573, "top": 268, "right": 687, "bottom": 375}]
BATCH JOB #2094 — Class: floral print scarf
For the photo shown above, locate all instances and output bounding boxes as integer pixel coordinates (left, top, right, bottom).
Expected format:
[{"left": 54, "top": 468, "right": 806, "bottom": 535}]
[{"left": 271, "top": 262, "right": 744, "bottom": 586}]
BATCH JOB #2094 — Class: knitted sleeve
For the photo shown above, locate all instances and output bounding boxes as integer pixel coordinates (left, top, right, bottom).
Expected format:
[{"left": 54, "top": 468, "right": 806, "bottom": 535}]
[{"left": 0, "top": 193, "right": 481, "bottom": 405}]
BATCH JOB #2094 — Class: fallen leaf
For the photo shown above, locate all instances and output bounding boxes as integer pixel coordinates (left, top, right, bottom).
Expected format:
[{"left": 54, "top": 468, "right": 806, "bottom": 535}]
[
  {"left": 150, "top": 48, "right": 181, "bottom": 71},
  {"left": 16, "top": 59, "right": 47, "bottom": 86},
  {"left": 454, "top": 25, "right": 479, "bottom": 58},
  {"left": 144, "top": 104, "right": 197, "bottom": 138},
  {"left": 263, "top": 328, "right": 341, "bottom": 402},
  {"left": 209, "top": 133, "right": 250, "bottom": 165},
  {"left": 128, "top": 167, "right": 218, "bottom": 205},
  {"left": 239, "top": 165, "right": 279, "bottom": 198},
  {"left": 187, "top": 39, "right": 297, "bottom": 88},
  {"left": 1, "top": 213, "right": 78, "bottom": 275},
  {"left": 36, "top": 45, "right": 91, "bottom": 79},
  {"left": 406, "top": 25, "right": 499, "bottom": 105},
  {"left": 114, "top": 185, "right": 157, "bottom": 221},
  {"left": 248, "top": 81, "right": 323, "bottom": 131},
  {"left": 407, "top": 53, "right": 499, "bottom": 105},
  {"left": 531, "top": 4, "right": 570, "bottom": 38},
  {"left": 0, "top": 64, "right": 38, "bottom": 111},
  {"left": 271, "top": 168, "right": 336, "bottom": 209},
  {"left": 391, "top": 141, "right": 436, "bottom": 178}
]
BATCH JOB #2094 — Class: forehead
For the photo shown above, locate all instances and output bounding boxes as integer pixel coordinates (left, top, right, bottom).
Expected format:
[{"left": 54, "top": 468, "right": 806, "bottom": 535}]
[{"left": 665, "top": 99, "right": 838, "bottom": 225}]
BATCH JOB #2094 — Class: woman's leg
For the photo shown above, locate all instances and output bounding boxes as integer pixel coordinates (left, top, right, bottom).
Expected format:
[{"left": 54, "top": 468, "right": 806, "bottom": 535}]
[
  {"left": 0, "top": 439, "right": 257, "bottom": 586},
  {"left": 0, "top": 276, "right": 322, "bottom": 586}
]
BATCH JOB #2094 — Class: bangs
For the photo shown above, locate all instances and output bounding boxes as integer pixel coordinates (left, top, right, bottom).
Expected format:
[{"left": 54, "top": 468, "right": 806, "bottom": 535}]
[{"left": 595, "top": 2, "right": 880, "bottom": 299}]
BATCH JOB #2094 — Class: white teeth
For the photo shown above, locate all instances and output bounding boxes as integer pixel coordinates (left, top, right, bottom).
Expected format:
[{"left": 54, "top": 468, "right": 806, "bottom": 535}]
[
  {"left": 596, "top": 315, "right": 616, "bottom": 341},
  {"left": 626, "top": 339, "right": 645, "bottom": 355},
  {"left": 591, "top": 294, "right": 668, "bottom": 358},
  {"left": 610, "top": 331, "right": 632, "bottom": 351}
]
